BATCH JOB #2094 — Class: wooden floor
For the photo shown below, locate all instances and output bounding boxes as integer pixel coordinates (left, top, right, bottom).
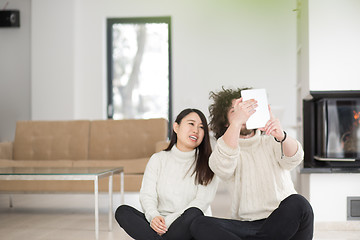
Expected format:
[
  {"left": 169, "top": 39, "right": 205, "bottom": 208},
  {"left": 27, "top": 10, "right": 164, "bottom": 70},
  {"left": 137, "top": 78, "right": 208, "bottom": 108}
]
[{"left": 0, "top": 186, "right": 359, "bottom": 240}]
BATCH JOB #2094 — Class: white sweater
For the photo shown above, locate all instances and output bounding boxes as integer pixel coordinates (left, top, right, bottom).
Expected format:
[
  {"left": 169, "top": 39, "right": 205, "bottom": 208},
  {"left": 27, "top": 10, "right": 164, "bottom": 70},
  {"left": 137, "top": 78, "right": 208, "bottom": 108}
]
[
  {"left": 209, "top": 130, "right": 304, "bottom": 221},
  {"left": 140, "top": 145, "right": 219, "bottom": 228}
]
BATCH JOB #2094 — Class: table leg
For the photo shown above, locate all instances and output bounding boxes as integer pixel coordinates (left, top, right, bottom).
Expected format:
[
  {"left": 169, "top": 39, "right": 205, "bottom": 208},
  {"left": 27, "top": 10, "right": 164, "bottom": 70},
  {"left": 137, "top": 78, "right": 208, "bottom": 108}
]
[
  {"left": 108, "top": 173, "right": 113, "bottom": 231},
  {"left": 120, "top": 171, "right": 124, "bottom": 205},
  {"left": 95, "top": 176, "right": 99, "bottom": 240}
]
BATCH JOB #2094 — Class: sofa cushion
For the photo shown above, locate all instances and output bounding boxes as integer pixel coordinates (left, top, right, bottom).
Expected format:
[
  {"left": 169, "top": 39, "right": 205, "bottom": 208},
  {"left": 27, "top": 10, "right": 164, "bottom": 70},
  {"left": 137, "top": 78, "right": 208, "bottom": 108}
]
[
  {"left": 0, "top": 141, "right": 13, "bottom": 159},
  {"left": 88, "top": 118, "right": 167, "bottom": 160},
  {"left": 0, "top": 174, "right": 143, "bottom": 192},
  {"left": 0, "top": 159, "right": 73, "bottom": 168},
  {"left": 13, "top": 121, "right": 90, "bottom": 160}
]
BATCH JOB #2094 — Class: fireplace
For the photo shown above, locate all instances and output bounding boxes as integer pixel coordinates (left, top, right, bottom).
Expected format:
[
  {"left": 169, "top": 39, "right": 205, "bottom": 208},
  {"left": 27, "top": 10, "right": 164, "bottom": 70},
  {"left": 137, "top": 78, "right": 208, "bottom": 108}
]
[{"left": 303, "top": 91, "right": 360, "bottom": 172}]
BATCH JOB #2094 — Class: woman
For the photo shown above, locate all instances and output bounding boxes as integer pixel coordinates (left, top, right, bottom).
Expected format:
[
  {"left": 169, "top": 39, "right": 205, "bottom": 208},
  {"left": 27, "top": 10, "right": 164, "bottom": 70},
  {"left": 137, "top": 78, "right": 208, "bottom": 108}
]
[{"left": 115, "top": 108, "right": 219, "bottom": 240}]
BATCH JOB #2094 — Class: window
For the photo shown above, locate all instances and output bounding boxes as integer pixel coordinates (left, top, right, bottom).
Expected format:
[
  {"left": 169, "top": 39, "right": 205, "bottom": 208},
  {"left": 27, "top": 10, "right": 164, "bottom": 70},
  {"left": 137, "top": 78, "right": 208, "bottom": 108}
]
[{"left": 107, "top": 17, "right": 172, "bottom": 124}]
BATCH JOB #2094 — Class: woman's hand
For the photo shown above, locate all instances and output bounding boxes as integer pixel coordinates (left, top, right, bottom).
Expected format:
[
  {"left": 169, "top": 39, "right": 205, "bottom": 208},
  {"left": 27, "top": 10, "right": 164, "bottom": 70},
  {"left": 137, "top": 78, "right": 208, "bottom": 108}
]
[
  {"left": 259, "top": 105, "right": 285, "bottom": 141},
  {"left": 150, "top": 216, "right": 167, "bottom": 235}
]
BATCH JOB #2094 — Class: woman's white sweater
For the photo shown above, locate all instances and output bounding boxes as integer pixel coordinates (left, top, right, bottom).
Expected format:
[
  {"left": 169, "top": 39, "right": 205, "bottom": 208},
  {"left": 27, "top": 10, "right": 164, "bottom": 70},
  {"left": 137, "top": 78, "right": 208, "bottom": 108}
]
[
  {"left": 140, "top": 145, "right": 219, "bottom": 228},
  {"left": 209, "top": 130, "right": 304, "bottom": 221}
]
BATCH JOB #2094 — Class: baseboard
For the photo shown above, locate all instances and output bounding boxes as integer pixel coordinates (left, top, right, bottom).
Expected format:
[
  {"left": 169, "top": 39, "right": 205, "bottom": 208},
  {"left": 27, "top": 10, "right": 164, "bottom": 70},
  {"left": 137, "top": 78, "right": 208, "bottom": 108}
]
[{"left": 315, "top": 221, "right": 360, "bottom": 231}]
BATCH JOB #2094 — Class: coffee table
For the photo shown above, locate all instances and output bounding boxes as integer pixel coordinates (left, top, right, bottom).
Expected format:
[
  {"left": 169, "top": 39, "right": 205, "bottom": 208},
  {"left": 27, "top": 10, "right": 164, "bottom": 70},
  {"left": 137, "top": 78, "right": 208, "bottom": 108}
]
[{"left": 0, "top": 167, "right": 124, "bottom": 240}]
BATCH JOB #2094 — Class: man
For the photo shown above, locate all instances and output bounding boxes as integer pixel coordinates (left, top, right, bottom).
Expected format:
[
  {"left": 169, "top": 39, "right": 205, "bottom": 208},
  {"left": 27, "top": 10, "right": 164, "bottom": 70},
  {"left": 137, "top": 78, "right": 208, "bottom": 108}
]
[{"left": 190, "top": 87, "right": 314, "bottom": 240}]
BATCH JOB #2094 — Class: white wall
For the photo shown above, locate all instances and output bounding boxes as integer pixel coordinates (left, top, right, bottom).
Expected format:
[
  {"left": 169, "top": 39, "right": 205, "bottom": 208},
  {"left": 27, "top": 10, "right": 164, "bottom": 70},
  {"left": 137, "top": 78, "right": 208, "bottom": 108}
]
[
  {"left": 309, "top": 0, "right": 360, "bottom": 91},
  {"left": 31, "top": 0, "right": 75, "bottom": 120},
  {"left": 309, "top": 174, "right": 360, "bottom": 222},
  {"left": 31, "top": 0, "right": 298, "bottom": 132},
  {"left": 0, "top": 0, "right": 31, "bottom": 141}
]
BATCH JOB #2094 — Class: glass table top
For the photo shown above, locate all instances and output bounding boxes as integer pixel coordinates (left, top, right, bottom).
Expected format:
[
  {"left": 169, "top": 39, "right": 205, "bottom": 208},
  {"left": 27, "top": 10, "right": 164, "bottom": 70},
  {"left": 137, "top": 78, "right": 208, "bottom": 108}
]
[{"left": 0, "top": 167, "right": 123, "bottom": 175}]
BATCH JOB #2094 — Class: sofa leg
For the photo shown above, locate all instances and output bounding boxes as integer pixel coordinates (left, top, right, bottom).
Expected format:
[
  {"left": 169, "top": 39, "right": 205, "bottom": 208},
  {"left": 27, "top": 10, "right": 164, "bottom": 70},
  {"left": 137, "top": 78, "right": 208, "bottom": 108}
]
[{"left": 9, "top": 195, "right": 13, "bottom": 208}]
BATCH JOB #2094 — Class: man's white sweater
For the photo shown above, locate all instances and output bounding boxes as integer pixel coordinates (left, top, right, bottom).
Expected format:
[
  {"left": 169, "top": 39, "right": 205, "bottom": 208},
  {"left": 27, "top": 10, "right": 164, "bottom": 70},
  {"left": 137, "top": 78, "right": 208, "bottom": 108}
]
[
  {"left": 209, "top": 130, "right": 304, "bottom": 221},
  {"left": 140, "top": 145, "right": 219, "bottom": 228}
]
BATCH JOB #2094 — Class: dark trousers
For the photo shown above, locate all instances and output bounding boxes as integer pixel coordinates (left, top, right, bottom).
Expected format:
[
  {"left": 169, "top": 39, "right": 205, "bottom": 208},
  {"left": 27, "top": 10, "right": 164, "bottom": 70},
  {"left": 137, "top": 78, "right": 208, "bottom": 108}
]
[
  {"left": 190, "top": 194, "right": 314, "bottom": 240},
  {"left": 115, "top": 205, "right": 203, "bottom": 240}
]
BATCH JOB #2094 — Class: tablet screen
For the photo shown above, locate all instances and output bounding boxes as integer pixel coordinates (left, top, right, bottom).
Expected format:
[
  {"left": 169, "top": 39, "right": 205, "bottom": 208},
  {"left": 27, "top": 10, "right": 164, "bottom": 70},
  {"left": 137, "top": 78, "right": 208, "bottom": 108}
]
[{"left": 241, "top": 88, "right": 270, "bottom": 129}]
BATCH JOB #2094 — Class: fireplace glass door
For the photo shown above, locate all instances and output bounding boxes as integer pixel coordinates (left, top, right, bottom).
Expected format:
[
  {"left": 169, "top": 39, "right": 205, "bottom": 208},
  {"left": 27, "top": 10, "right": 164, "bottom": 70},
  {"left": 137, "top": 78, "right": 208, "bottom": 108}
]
[{"left": 316, "top": 98, "right": 360, "bottom": 160}]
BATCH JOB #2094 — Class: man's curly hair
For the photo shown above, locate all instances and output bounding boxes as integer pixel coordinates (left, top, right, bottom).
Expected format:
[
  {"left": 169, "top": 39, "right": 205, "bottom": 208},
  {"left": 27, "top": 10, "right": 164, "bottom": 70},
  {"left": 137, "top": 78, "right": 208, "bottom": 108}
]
[{"left": 209, "top": 86, "right": 252, "bottom": 139}]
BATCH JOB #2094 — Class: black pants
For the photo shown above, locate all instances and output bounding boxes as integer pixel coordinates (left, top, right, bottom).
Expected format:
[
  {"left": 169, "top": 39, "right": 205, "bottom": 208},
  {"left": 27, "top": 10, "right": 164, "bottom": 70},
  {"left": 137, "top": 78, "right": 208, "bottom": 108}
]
[
  {"left": 115, "top": 205, "right": 203, "bottom": 240},
  {"left": 190, "top": 194, "right": 314, "bottom": 240}
]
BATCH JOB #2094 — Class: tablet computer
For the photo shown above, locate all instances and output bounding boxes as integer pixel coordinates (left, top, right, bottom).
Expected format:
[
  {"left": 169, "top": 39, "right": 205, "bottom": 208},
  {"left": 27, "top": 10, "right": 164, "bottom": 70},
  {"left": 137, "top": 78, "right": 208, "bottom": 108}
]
[{"left": 241, "top": 88, "right": 270, "bottom": 129}]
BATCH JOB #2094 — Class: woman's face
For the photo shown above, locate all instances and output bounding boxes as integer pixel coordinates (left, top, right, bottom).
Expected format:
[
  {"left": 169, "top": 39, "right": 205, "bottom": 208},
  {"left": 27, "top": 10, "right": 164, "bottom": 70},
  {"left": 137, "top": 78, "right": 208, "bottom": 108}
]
[{"left": 173, "top": 112, "right": 205, "bottom": 152}]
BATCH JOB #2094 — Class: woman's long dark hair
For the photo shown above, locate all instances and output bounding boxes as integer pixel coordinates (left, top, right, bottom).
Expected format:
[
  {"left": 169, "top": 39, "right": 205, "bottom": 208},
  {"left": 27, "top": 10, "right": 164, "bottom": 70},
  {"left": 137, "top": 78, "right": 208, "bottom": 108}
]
[{"left": 165, "top": 108, "right": 214, "bottom": 186}]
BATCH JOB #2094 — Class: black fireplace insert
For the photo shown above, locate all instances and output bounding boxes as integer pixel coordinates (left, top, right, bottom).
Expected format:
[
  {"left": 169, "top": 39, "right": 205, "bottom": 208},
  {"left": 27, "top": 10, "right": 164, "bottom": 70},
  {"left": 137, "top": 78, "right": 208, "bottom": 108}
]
[{"left": 303, "top": 91, "right": 360, "bottom": 172}]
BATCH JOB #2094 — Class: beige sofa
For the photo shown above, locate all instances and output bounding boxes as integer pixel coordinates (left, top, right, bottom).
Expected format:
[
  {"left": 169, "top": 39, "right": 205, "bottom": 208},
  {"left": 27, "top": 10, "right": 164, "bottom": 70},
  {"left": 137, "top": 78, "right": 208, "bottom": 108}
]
[{"left": 0, "top": 118, "right": 167, "bottom": 192}]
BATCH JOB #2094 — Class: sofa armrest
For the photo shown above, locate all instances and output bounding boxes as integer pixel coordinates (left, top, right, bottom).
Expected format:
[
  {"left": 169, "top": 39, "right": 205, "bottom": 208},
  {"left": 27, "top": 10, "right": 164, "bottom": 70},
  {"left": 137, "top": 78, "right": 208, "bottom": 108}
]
[
  {"left": 155, "top": 140, "right": 169, "bottom": 152},
  {"left": 0, "top": 141, "right": 13, "bottom": 159}
]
